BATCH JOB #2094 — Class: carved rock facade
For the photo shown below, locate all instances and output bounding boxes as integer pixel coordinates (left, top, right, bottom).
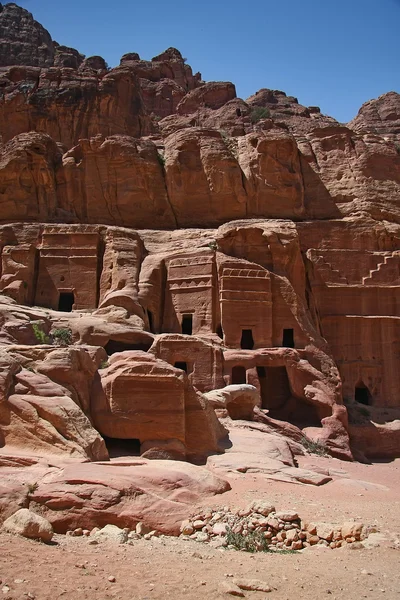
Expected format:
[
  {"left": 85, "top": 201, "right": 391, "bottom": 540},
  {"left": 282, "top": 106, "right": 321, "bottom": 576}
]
[{"left": 0, "top": 4, "right": 399, "bottom": 469}]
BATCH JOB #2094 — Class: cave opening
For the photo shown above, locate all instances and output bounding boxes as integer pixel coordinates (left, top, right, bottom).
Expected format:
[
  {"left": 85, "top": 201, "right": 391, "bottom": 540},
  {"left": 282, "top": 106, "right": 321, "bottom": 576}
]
[
  {"left": 103, "top": 436, "right": 141, "bottom": 458},
  {"left": 174, "top": 361, "right": 188, "bottom": 373},
  {"left": 355, "top": 382, "right": 372, "bottom": 405},
  {"left": 58, "top": 292, "right": 74, "bottom": 312},
  {"left": 260, "top": 366, "right": 291, "bottom": 411},
  {"left": 181, "top": 314, "right": 193, "bottom": 335},
  {"left": 232, "top": 366, "right": 247, "bottom": 384},
  {"left": 241, "top": 329, "right": 254, "bottom": 350},
  {"left": 282, "top": 328, "right": 295, "bottom": 348},
  {"left": 216, "top": 324, "right": 224, "bottom": 339}
]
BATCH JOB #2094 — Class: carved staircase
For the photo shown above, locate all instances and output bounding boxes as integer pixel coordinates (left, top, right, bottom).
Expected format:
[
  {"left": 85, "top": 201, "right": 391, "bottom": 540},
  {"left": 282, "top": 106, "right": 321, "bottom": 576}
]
[
  {"left": 362, "top": 252, "right": 400, "bottom": 285},
  {"left": 307, "top": 250, "right": 348, "bottom": 284}
]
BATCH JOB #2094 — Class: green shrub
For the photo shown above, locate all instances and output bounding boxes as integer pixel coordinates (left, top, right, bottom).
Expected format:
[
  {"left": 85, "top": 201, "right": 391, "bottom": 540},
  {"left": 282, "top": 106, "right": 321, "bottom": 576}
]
[
  {"left": 301, "top": 437, "right": 329, "bottom": 457},
  {"left": 32, "top": 322, "right": 49, "bottom": 344},
  {"left": 52, "top": 328, "right": 73, "bottom": 346},
  {"left": 27, "top": 482, "right": 38, "bottom": 494},
  {"left": 225, "top": 528, "right": 269, "bottom": 553},
  {"left": 250, "top": 106, "right": 271, "bottom": 123},
  {"left": 157, "top": 152, "right": 166, "bottom": 168},
  {"left": 99, "top": 359, "right": 109, "bottom": 369}
]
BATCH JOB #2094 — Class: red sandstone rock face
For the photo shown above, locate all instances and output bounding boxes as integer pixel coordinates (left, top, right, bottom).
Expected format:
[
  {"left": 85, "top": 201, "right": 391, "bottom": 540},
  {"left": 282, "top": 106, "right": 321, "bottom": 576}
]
[
  {"left": 61, "top": 135, "right": 176, "bottom": 228},
  {"left": 0, "top": 3, "right": 398, "bottom": 478},
  {"left": 176, "top": 81, "right": 236, "bottom": 115},
  {"left": 0, "top": 459, "right": 230, "bottom": 534},
  {"left": 0, "top": 65, "right": 151, "bottom": 147},
  {"left": 92, "top": 351, "right": 226, "bottom": 462},
  {"left": 0, "top": 346, "right": 108, "bottom": 461},
  {"left": 0, "top": 3, "right": 55, "bottom": 67},
  {"left": 348, "top": 91, "right": 400, "bottom": 139},
  {"left": 246, "top": 88, "right": 339, "bottom": 135}
]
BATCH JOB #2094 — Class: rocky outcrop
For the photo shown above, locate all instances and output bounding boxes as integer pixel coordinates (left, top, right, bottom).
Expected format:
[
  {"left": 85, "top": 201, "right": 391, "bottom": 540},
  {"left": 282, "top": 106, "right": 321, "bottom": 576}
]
[
  {"left": 0, "top": 2, "right": 398, "bottom": 476},
  {"left": 204, "top": 384, "right": 260, "bottom": 420},
  {"left": 93, "top": 351, "right": 226, "bottom": 462},
  {"left": 0, "top": 458, "right": 230, "bottom": 534},
  {"left": 246, "top": 88, "right": 339, "bottom": 135},
  {"left": 0, "top": 346, "right": 108, "bottom": 460},
  {"left": 0, "top": 3, "right": 55, "bottom": 67},
  {"left": 0, "top": 66, "right": 151, "bottom": 147},
  {"left": 348, "top": 91, "right": 400, "bottom": 138}
]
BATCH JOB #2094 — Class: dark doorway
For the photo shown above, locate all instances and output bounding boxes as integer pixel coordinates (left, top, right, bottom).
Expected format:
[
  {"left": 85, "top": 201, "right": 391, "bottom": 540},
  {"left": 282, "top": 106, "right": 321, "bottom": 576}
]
[
  {"left": 232, "top": 366, "right": 247, "bottom": 384},
  {"left": 355, "top": 383, "right": 371, "bottom": 405},
  {"left": 216, "top": 324, "right": 224, "bottom": 340},
  {"left": 58, "top": 292, "right": 74, "bottom": 312},
  {"left": 147, "top": 309, "right": 154, "bottom": 333},
  {"left": 241, "top": 329, "right": 254, "bottom": 350},
  {"left": 256, "top": 366, "right": 266, "bottom": 379},
  {"left": 282, "top": 328, "right": 295, "bottom": 348},
  {"left": 181, "top": 314, "right": 193, "bottom": 335},
  {"left": 103, "top": 437, "right": 141, "bottom": 458},
  {"left": 174, "top": 361, "right": 188, "bottom": 373},
  {"left": 105, "top": 339, "right": 152, "bottom": 355},
  {"left": 262, "top": 366, "right": 291, "bottom": 412}
]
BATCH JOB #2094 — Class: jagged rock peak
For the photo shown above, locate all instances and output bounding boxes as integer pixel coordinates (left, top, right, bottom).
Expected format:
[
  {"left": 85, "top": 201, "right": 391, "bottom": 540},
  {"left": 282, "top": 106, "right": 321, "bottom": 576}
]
[
  {"left": 348, "top": 91, "right": 400, "bottom": 137},
  {"left": 0, "top": 2, "right": 54, "bottom": 67},
  {"left": 152, "top": 47, "right": 184, "bottom": 62}
]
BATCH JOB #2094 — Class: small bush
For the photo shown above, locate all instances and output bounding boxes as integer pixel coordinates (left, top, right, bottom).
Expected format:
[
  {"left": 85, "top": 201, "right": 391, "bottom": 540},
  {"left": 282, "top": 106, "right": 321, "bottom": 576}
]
[
  {"left": 99, "top": 359, "right": 109, "bottom": 369},
  {"left": 157, "top": 152, "right": 166, "bottom": 168},
  {"left": 225, "top": 528, "right": 269, "bottom": 553},
  {"left": 27, "top": 482, "right": 38, "bottom": 494},
  {"left": 52, "top": 327, "right": 73, "bottom": 346},
  {"left": 250, "top": 106, "right": 271, "bottom": 123},
  {"left": 301, "top": 437, "right": 329, "bottom": 457},
  {"left": 208, "top": 240, "right": 218, "bottom": 251},
  {"left": 32, "top": 322, "right": 49, "bottom": 344}
]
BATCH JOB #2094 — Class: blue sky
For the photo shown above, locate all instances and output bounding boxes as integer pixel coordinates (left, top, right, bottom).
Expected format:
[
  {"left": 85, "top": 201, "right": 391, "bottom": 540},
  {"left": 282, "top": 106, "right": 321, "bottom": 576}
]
[{"left": 16, "top": 0, "right": 400, "bottom": 122}]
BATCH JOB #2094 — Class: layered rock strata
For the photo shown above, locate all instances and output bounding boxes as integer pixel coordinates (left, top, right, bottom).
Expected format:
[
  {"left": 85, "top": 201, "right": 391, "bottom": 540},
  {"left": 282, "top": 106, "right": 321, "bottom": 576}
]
[{"left": 0, "top": 2, "right": 398, "bottom": 496}]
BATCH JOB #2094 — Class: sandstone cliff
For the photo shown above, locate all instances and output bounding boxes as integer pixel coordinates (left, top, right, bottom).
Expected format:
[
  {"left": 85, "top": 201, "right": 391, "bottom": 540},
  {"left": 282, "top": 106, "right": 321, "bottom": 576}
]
[{"left": 0, "top": 2, "right": 398, "bottom": 479}]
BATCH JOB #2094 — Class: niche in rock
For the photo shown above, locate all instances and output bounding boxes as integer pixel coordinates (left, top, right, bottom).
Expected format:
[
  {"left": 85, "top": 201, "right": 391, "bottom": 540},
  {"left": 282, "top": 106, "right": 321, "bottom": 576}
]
[
  {"left": 103, "top": 436, "right": 141, "bottom": 458},
  {"left": 355, "top": 382, "right": 372, "bottom": 406},
  {"left": 259, "top": 366, "right": 291, "bottom": 411},
  {"left": 241, "top": 329, "right": 254, "bottom": 350},
  {"left": 58, "top": 292, "right": 74, "bottom": 312},
  {"left": 282, "top": 328, "right": 295, "bottom": 348},
  {"left": 232, "top": 366, "right": 247, "bottom": 384},
  {"left": 181, "top": 314, "right": 193, "bottom": 335}
]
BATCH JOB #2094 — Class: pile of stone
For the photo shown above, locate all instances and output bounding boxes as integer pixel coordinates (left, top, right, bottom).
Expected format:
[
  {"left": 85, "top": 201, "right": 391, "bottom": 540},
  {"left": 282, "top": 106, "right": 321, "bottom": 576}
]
[
  {"left": 179, "top": 500, "right": 372, "bottom": 551},
  {"left": 67, "top": 522, "right": 160, "bottom": 544}
]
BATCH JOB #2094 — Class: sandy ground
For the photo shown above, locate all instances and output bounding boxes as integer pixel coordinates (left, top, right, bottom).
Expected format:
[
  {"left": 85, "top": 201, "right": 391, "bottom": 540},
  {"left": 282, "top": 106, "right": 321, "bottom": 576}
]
[{"left": 0, "top": 456, "right": 399, "bottom": 600}]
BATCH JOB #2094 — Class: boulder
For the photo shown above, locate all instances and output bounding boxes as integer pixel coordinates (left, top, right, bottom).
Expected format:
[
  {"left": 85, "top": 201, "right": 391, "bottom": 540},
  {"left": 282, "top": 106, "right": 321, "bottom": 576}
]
[
  {"left": 204, "top": 385, "right": 259, "bottom": 420},
  {"left": 2, "top": 508, "right": 53, "bottom": 542}
]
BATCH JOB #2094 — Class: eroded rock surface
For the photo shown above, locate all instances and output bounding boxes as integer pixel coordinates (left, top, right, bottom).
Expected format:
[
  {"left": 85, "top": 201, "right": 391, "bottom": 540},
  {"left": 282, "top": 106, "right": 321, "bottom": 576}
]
[{"left": 0, "top": 3, "right": 399, "bottom": 535}]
